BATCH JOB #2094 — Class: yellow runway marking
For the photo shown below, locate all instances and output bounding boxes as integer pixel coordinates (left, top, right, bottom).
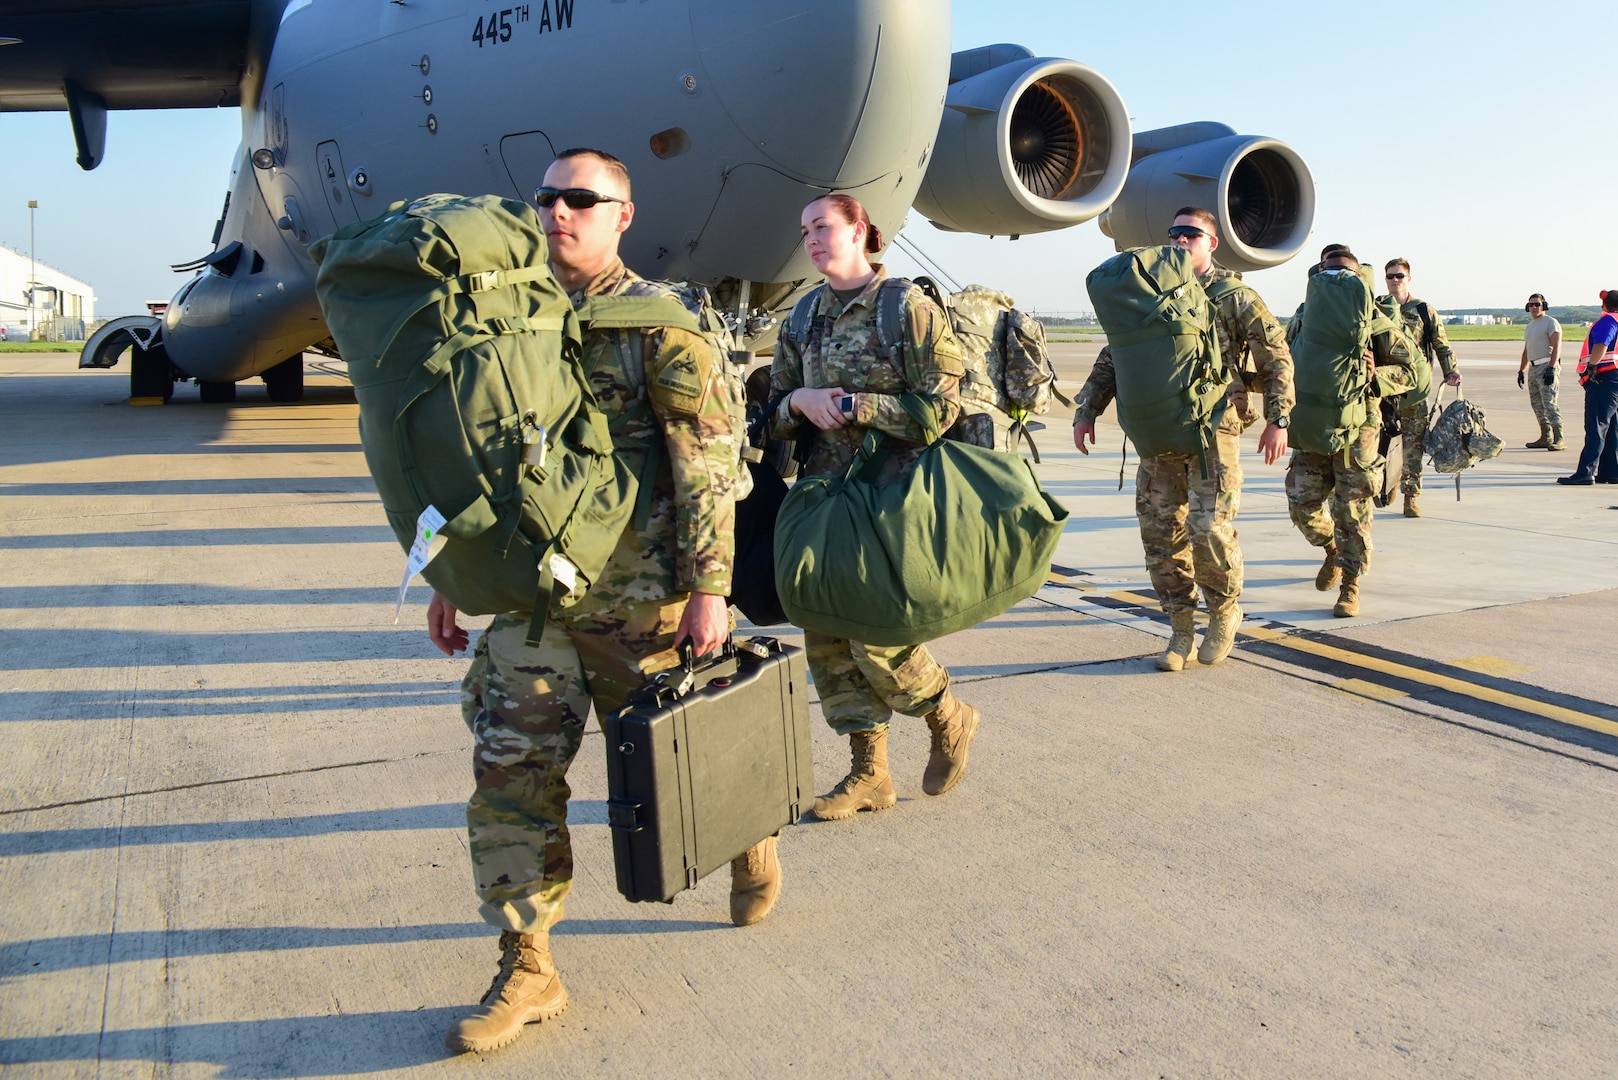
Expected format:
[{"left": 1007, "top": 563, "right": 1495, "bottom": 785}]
[
  {"left": 1333, "top": 678, "right": 1411, "bottom": 702},
  {"left": 1449, "top": 656, "right": 1536, "bottom": 677}
]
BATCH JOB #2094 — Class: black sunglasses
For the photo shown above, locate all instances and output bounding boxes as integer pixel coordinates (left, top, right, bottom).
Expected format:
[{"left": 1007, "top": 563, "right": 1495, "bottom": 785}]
[
  {"left": 1385, "top": 272, "right": 1407, "bottom": 280},
  {"left": 533, "top": 187, "right": 624, "bottom": 210},
  {"left": 1167, "top": 225, "right": 1207, "bottom": 241},
  {"left": 1527, "top": 302, "right": 1545, "bottom": 308}
]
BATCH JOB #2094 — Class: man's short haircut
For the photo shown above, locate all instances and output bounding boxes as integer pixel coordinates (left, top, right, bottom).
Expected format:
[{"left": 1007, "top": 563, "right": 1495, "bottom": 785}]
[
  {"left": 554, "top": 147, "right": 631, "bottom": 200},
  {"left": 1173, "top": 206, "right": 1218, "bottom": 236},
  {"left": 1604, "top": 289, "right": 1618, "bottom": 312},
  {"left": 1527, "top": 292, "right": 1549, "bottom": 311},
  {"left": 1322, "top": 249, "right": 1360, "bottom": 271},
  {"left": 1385, "top": 258, "right": 1410, "bottom": 274},
  {"left": 1320, "top": 243, "right": 1352, "bottom": 261}
]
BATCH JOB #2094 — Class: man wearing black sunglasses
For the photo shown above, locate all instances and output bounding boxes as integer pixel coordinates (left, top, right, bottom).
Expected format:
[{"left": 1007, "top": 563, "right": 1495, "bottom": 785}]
[
  {"left": 1519, "top": 293, "right": 1564, "bottom": 450},
  {"left": 432, "top": 148, "right": 772, "bottom": 1056},
  {"left": 1380, "top": 258, "right": 1462, "bottom": 516},
  {"left": 1074, "top": 207, "right": 1294, "bottom": 670}
]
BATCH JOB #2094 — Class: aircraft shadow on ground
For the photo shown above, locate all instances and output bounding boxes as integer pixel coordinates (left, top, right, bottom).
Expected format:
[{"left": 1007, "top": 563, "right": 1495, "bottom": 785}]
[
  {"left": 0, "top": 585, "right": 400, "bottom": 609},
  {"left": 0, "top": 526, "right": 396, "bottom": 550},
  {"left": 0, "top": 477, "right": 377, "bottom": 498},
  {"left": 0, "top": 1009, "right": 461, "bottom": 1075},
  {"left": 0, "top": 627, "right": 448, "bottom": 669},
  {"left": 1, "top": 682, "right": 459, "bottom": 724},
  {"left": 0, "top": 803, "right": 477, "bottom": 855}
]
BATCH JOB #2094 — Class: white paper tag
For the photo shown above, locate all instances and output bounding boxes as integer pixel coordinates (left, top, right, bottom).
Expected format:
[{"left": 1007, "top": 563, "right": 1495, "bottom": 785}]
[
  {"left": 395, "top": 505, "right": 448, "bottom": 621},
  {"left": 548, "top": 552, "right": 579, "bottom": 595}
]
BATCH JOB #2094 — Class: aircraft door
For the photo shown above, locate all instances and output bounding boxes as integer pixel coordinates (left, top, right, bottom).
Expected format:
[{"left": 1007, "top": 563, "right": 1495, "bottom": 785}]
[
  {"left": 315, "top": 141, "right": 360, "bottom": 226},
  {"left": 498, "top": 131, "right": 557, "bottom": 203}
]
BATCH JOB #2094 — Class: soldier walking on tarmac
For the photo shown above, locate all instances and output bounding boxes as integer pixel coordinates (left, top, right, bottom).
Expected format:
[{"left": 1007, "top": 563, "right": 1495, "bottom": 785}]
[
  {"left": 1381, "top": 258, "right": 1462, "bottom": 517},
  {"left": 1519, "top": 292, "right": 1565, "bottom": 450},
  {"left": 427, "top": 148, "right": 773, "bottom": 1056},
  {"left": 1073, "top": 206, "right": 1295, "bottom": 671}
]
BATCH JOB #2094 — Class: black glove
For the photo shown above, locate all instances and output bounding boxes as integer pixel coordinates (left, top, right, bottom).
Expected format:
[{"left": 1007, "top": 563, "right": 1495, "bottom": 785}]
[
  {"left": 1542, "top": 366, "right": 1555, "bottom": 385},
  {"left": 1517, "top": 371, "right": 1526, "bottom": 389}
]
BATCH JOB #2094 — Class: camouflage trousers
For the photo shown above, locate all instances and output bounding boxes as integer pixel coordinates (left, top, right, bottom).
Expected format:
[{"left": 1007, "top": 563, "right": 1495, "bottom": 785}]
[
  {"left": 1394, "top": 390, "right": 1432, "bottom": 496},
  {"left": 1285, "top": 426, "right": 1383, "bottom": 578},
  {"left": 1528, "top": 363, "right": 1562, "bottom": 436},
  {"left": 804, "top": 630, "right": 950, "bottom": 736},
  {"left": 460, "top": 589, "right": 694, "bottom": 935},
  {"left": 1134, "top": 428, "right": 1244, "bottom": 615}
]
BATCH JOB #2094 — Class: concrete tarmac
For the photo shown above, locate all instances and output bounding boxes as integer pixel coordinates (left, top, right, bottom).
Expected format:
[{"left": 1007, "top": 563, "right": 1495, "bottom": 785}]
[{"left": 2, "top": 343, "right": 1616, "bottom": 1078}]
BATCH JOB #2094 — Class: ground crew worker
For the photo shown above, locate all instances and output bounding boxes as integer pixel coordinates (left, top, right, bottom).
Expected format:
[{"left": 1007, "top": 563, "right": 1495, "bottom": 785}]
[
  {"left": 427, "top": 148, "right": 771, "bottom": 1055},
  {"left": 1073, "top": 207, "right": 1294, "bottom": 670},
  {"left": 1519, "top": 293, "right": 1565, "bottom": 450},
  {"left": 1285, "top": 248, "right": 1418, "bottom": 617},
  {"left": 1381, "top": 259, "right": 1461, "bottom": 517},
  {"left": 769, "top": 192, "right": 981, "bottom": 819},
  {"left": 1557, "top": 288, "right": 1618, "bottom": 485}
]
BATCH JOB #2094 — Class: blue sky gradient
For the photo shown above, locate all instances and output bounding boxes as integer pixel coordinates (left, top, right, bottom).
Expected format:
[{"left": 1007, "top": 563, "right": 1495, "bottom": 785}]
[{"left": 0, "top": 0, "right": 1609, "bottom": 318}]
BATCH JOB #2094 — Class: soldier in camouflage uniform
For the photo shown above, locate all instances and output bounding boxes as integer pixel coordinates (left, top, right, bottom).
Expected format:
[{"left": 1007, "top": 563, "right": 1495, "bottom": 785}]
[
  {"left": 1381, "top": 258, "right": 1461, "bottom": 518},
  {"left": 428, "top": 149, "right": 768, "bottom": 1056},
  {"left": 1285, "top": 249, "right": 1419, "bottom": 617},
  {"left": 769, "top": 192, "right": 981, "bottom": 821},
  {"left": 1074, "top": 207, "right": 1294, "bottom": 671}
]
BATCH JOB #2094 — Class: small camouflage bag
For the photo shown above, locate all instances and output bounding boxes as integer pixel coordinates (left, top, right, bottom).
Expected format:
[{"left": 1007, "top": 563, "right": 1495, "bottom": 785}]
[{"left": 1426, "top": 394, "right": 1502, "bottom": 477}]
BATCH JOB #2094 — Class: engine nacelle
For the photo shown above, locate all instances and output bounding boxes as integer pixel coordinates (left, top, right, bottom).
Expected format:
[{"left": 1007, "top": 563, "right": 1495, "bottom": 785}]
[
  {"left": 1097, "top": 122, "right": 1315, "bottom": 272},
  {"left": 913, "top": 47, "right": 1132, "bottom": 236}
]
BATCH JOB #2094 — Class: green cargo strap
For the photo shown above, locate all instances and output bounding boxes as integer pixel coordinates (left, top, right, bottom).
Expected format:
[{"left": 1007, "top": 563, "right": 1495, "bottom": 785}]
[
  {"left": 524, "top": 556, "right": 556, "bottom": 646},
  {"left": 368, "top": 263, "right": 558, "bottom": 366},
  {"left": 1107, "top": 318, "right": 1209, "bottom": 349},
  {"left": 1009, "top": 413, "right": 1041, "bottom": 463},
  {"left": 575, "top": 294, "right": 703, "bottom": 335},
  {"left": 846, "top": 393, "right": 943, "bottom": 485}
]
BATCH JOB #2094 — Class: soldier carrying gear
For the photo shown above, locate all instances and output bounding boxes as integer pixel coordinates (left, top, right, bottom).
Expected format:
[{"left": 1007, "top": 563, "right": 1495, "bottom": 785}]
[
  {"left": 423, "top": 149, "right": 777, "bottom": 1056},
  {"left": 1380, "top": 258, "right": 1463, "bottom": 517},
  {"left": 1285, "top": 248, "right": 1418, "bottom": 618},
  {"left": 1076, "top": 206, "right": 1294, "bottom": 672},
  {"left": 768, "top": 192, "right": 982, "bottom": 820}
]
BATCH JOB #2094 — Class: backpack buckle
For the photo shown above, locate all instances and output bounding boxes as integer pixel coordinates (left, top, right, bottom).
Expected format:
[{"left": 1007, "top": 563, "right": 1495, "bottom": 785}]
[{"left": 469, "top": 269, "right": 502, "bottom": 293}]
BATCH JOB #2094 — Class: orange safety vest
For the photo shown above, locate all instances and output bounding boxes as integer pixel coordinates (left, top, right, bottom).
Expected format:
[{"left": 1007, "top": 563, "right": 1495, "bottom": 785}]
[{"left": 1577, "top": 315, "right": 1618, "bottom": 384}]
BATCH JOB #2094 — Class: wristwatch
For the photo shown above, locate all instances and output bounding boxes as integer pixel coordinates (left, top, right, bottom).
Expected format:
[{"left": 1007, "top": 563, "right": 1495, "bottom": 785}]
[{"left": 1272, "top": 414, "right": 1290, "bottom": 429}]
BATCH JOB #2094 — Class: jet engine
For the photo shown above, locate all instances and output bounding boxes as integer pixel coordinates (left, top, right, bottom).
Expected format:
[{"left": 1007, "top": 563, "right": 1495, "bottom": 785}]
[
  {"left": 1097, "top": 122, "right": 1315, "bottom": 272},
  {"left": 913, "top": 46, "right": 1132, "bottom": 237}
]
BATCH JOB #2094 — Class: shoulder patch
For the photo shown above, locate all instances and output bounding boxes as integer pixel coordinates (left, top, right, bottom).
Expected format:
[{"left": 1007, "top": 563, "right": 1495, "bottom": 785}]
[{"left": 655, "top": 353, "right": 705, "bottom": 399}]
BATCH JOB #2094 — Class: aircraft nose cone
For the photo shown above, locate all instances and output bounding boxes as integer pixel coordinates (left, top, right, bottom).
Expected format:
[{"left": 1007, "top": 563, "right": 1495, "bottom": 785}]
[{"left": 688, "top": 0, "right": 948, "bottom": 185}]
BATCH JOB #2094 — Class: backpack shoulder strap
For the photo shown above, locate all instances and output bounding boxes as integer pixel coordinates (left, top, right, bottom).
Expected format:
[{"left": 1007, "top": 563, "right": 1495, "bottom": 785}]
[
  {"left": 874, "top": 277, "right": 913, "bottom": 360},
  {"left": 785, "top": 286, "right": 824, "bottom": 350},
  {"left": 573, "top": 293, "right": 701, "bottom": 335},
  {"left": 1201, "top": 275, "right": 1250, "bottom": 305}
]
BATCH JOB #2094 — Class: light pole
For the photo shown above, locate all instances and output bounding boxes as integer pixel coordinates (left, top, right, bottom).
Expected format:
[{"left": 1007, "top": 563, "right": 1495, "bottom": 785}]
[{"left": 27, "top": 200, "right": 37, "bottom": 339}]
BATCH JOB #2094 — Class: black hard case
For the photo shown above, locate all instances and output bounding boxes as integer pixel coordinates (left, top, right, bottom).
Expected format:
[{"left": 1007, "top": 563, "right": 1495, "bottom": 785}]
[{"left": 601, "top": 636, "right": 813, "bottom": 903}]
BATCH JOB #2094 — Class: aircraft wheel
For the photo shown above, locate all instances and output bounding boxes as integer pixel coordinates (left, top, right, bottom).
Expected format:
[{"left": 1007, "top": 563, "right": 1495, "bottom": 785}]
[
  {"left": 199, "top": 380, "right": 238, "bottom": 404},
  {"left": 263, "top": 355, "right": 305, "bottom": 402},
  {"left": 130, "top": 342, "right": 175, "bottom": 402}
]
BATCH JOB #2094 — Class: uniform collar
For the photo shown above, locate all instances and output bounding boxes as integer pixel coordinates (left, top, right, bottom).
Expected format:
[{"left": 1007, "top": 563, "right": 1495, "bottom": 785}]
[
  {"left": 817, "top": 264, "right": 889, "bottom": 317},
  {"left": 576, "top": 257, "right": 637, "bottom": 302}
]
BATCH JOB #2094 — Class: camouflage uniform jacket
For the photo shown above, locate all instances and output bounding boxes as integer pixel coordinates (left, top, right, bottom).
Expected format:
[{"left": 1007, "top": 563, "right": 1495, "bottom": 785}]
[
  {"left": 768, "top": 266, "right": 966, "bottom": 482},
  {"left": 1286, "top": 303, "right": 1420, "bottom": 404},
  {"left": 1073, "top": 268, "right": 1294, "bottom": 436},
  {"left": 1389, "top": 296, "right": 1457, "bottom": 398},
  {"left": 574, "top": 258, "right": 738, "bottom": 598}
]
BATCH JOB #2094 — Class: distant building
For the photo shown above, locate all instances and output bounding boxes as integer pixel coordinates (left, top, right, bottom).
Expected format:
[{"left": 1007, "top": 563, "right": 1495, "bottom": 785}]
[
  {"left": 0, "top": 243, "right": 96, "bottom": 341},
  {"left": 1440, "top": 313, "right": 1512, "bottom": 326}
]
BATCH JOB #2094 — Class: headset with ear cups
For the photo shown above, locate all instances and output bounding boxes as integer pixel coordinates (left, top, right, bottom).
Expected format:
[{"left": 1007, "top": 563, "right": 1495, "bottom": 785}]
[{"left": 1526, "top": 294, "right": 1549, "bottom": 313}]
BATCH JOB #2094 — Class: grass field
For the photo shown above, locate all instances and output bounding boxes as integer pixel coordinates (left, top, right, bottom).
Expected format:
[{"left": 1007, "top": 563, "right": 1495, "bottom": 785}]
[{"left": 0, "top": 342, "right": 82, "bottom": 352}]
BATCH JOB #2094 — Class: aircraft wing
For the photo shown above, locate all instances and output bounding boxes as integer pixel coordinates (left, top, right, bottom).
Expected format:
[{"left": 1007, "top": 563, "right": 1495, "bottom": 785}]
[{"left": 0, "top": 0, "right": 279, "bottom": 112}]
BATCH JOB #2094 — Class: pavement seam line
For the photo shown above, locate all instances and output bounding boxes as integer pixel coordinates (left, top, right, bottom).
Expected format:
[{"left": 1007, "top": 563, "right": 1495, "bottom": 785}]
[{"left": 0, "top": 747, "right": 470, "bottom": 816}]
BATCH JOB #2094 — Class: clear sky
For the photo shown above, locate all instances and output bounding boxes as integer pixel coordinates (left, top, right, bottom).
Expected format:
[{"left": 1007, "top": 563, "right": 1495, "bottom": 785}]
[{"left": 0, "top": 0, "right": 1610, "bottom": 319}]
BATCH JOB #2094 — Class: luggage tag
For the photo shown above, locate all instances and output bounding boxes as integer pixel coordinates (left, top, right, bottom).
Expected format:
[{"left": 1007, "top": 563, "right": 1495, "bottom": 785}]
[{"left": 394, "top": 504, "right": 447, "bottom": 622}]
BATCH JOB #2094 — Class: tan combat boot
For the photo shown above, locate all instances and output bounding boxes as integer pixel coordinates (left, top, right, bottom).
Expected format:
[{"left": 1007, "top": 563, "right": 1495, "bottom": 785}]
[
  {"left": 729, "top": 834, "right": 782, "bottom": 927},
  {"left": 1525, "top": 433, "right": 1551, "bottom": 449},
  {"left": 1549, "top": 425, "right": 1567, "bottom": 451},
  {"left": 445, "top": 931, "right": 568, "bottom": 1054},
  {"left": 1198, "top": 604, "right": 1241, "bottom": 666},
  {"left": 1315, "top": 544, "right": 1341, "bottom": 591},
  {"left": 1333, "top": 575, "right": 1361, "bottom": 618},
  {"left": 1156, "top": 609, "right": 1197, "bottom": 672},
  {"left": 1403, "top": 492, "right": 1421, "bottom": 518},
  {"left": 811, "top": 730, "right": 897, "bottom": 820},
  {"left": 922, "top": 690, "right": 981, "bottom": 796}
]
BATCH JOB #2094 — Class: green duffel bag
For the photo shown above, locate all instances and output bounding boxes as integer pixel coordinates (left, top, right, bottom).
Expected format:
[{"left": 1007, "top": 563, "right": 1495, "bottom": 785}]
[
  {"left": 1086, "top": 245, "right": 1229, "bottom": 463},
  {"left": 773, "top": 394, "right": 1070, "bottom": 646},
  {"left": 1291, "top": 264, "right": 1402, "bottom": 456}
]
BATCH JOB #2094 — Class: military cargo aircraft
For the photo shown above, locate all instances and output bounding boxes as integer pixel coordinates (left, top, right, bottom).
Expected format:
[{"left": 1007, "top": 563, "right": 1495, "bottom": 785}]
[{"left": 0, "top": 0, "right": 1313, "bottom": 402}]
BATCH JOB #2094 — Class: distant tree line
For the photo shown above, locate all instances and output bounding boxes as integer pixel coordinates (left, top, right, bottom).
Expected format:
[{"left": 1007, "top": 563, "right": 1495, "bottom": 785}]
[{"left": 1447, "top": 306, "right": 1600, "bottom": 325}]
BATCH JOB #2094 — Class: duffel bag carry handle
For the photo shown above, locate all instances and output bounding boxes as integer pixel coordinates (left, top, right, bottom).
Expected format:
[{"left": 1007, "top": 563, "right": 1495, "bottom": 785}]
[{"left": 845, "top": 392, "right": 947, "bottom": 485}]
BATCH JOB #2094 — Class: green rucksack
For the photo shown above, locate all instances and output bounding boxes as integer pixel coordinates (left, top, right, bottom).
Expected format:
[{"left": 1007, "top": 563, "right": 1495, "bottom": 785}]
[
  {"left": 310, "top": 193, "right": 637, "bottom": 644},
  {"left": 1291, "top": 266, "right": 1402, "bottom": 456},
  {"left": 1085, "top": 246, "right": 1230, "bottom": 465}
]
